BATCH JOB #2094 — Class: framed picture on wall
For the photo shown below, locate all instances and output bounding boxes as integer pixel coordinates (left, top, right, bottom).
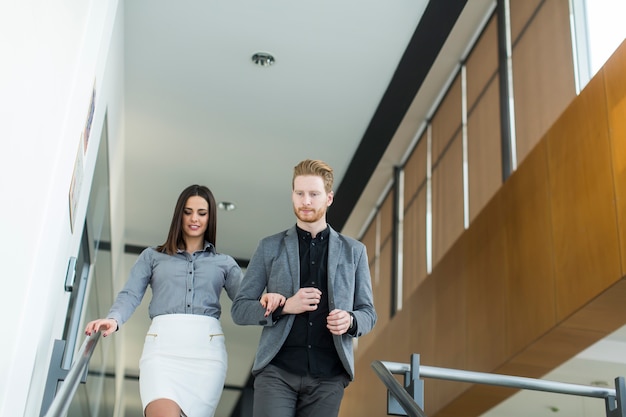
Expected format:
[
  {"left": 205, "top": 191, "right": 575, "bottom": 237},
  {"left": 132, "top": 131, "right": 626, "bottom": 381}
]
[
  {"left": 83, "top": 79, "right": 96, "bottom": 154},
  {"left": 68, "top": 139, "right": 84, "bottom": 233}
]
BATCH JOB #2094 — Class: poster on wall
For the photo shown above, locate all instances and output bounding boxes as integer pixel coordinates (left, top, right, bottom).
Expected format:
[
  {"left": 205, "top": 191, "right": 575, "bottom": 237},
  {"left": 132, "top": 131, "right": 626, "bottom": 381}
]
[
  {"left": 69, "top": 79, "right": 96, "bottom": 233},
  {"left": 83, "top": 80, "right": 96, "bottom": 154},
  {"left": 68, "top": 140, "right": 84, "bottom": 233}
]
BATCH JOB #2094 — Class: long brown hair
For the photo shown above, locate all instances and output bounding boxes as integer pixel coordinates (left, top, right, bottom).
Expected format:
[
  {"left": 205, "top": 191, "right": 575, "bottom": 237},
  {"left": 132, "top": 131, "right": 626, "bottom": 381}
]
[{"left": 157, "top": 185, "right": 217, "bottom": 255}]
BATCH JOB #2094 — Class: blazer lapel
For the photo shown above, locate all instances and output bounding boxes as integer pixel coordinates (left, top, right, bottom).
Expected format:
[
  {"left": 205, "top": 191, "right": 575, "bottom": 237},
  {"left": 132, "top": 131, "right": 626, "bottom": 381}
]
[
  {"left": 327, "top": 227, "right": 343, "bottom": 291},
  {"left": 284, "top": 227, "right": 300, "bottom": 292}
]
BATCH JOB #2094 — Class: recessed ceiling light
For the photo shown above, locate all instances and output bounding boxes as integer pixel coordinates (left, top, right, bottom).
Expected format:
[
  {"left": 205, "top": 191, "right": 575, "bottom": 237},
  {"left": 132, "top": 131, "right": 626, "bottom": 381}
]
[
  {"left": 251, "top": 52, "right": 275, "bottom": 67},
  {"left": 218, "top": 201, "right": 236, "bottom": 211}
]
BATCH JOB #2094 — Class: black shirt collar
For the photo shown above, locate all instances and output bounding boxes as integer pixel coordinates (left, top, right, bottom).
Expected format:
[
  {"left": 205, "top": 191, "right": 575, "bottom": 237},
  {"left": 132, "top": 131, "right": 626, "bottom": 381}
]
[{"left": 295, "top": 225, "right": 330, "bottom": 241}]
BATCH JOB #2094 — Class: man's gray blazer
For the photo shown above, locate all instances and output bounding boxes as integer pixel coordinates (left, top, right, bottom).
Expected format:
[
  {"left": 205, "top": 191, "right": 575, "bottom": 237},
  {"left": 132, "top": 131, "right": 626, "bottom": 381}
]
[{"left": 231, "top": 225, "right": 377, "bottom": 380}]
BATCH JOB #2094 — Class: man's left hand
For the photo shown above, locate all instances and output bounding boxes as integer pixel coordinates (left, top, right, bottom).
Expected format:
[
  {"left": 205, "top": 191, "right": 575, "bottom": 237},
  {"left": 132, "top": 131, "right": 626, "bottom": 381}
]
[{"left": 327, "top": 309, "right": 352, "bottom": 335}]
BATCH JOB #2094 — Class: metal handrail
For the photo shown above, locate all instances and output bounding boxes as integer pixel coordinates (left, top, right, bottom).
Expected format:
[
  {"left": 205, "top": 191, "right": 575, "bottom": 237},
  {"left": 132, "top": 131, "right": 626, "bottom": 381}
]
[
  {"left": 372, "top": 360, "right": 428, "bottom": 417},
  {"left": 44, "top": 332, "right": 101, "bottom": 417},
  {"left": 382, "top": 361, "right": 617, "bottom": 399},
  {"left": 377, "top": 356, "right": 625, "bottom": 417}
]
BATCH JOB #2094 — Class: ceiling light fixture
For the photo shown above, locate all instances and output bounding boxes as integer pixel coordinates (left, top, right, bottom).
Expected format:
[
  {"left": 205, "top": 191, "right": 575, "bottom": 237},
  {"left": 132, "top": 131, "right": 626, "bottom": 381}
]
[
  {"left": 251, "top": 52, "right": 275, "bottom": 67},
  {"left": 218, "top": 201, "right": 236, "bottom": 211}
]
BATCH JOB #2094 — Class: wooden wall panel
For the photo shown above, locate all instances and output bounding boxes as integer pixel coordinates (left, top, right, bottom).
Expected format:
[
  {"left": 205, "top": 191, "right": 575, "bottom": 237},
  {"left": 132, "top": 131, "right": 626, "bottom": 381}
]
[
  {"left": 466, "top": 15, "right": 498, "bottom": 110},
  {"left": 467, "top": 78, "right": 502, "bottom": 222},
  {"left": 403, "top": 133, "right": 429, "bottom": 296},
  {"left": 430, "top": 241, "right": 468, "bottom": 411},
  {"left": 403, "top": 189, "right": 427, "bottom": 296},
  {"left": 501, "top": 140, "right": 557, "bottom": 353},
  {"left": 404, "top": 132, "right": 427, "bottom": 203},
  {"left": 434, "top": 280, "right": 626, "bottom": 417},
  {"left": 409, "top": 272, "right": 436, "bottom": 366},
  {"left": 379, "top": 189, "right": 394, "bottom": 246},
  {"left": 348, "top": 256, "right": 626, "bottom": 417},
  {"left": 432, "top": 75, "right": 462, "bottom": 162},
  {"left": 409, "top": 273, "right": 439, "bottom": 414},
  {"left": 545, "top": 69, "right": 621, "bottom": 321},
  {"left": 499, "top": 326, "right": 605, "bottom": 378},
  {"left": 561, "top": 278, "right": 626, "bottom": 336},
  {"left": 509, "top": 0, "right": 542, "bottom": 43},
  {"left": 603, "top": 39, "right": 626, "bottom": 276},
  {"left": 464, "top": 190, "right": 508, "bottom": 372},
  {"left": 432, "top": 133, "right": 464, "bottom": 265},
  {"left": 377, "top": 238, "right": 393, "bottom": 328},
  {"left": 380, "top": 295, "right": 412, "bottom": 362},
  {"left": 440, "top": 325, "right": 609, "bottom": 417},
  {"left": 512, "top": 0, "right": 575, "bottom": 164}
]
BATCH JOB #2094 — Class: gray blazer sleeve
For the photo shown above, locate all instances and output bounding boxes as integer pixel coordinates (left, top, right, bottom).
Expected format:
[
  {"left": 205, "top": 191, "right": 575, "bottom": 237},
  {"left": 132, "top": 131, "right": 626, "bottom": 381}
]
[{"left": 231, "top": 232, "right": 292, "bottom": 327}]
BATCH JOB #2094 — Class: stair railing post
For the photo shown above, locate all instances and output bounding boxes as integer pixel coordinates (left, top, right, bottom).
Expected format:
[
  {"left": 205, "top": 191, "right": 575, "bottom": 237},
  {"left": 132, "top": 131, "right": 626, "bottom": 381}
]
[
  {"left": 606, "top": 377, "right": 626, "bottom": 417},
  {"left": 407, "top": 353, "right": 425, "bottom": 410},
  {"left": 40, "top": 340, "right": 69, "bottom": 417}
]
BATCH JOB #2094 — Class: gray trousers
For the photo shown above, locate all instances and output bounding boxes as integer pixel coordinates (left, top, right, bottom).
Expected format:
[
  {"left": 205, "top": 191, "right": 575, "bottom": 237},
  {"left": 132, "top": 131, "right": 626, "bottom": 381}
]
[{"left": 252, "top": 364, "right": 350, "bottom": 417}]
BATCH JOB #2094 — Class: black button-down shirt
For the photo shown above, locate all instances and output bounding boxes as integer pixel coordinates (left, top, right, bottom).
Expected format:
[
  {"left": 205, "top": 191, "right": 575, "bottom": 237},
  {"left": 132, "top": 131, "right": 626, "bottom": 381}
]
[{"left": 270, "top": 225, "right": 345, "bottom": 377}]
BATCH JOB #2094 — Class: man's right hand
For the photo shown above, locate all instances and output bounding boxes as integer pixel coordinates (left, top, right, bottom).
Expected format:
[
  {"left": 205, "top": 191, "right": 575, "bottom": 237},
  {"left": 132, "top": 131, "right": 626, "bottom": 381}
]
[{"left": 283, "top": 287, "right": 321, "bottom": 314}]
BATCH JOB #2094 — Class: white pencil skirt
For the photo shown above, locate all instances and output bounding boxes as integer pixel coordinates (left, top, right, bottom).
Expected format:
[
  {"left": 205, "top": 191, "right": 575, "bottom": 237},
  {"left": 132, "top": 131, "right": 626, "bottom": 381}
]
[{"left": 139, "top": 314, "right": 227, "bottom": 417}]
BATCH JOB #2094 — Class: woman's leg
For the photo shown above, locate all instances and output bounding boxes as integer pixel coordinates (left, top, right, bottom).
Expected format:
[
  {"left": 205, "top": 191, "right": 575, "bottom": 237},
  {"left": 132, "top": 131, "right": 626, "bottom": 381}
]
[{"left": 145, "top": 398, "right": 182, "bottom": 417}]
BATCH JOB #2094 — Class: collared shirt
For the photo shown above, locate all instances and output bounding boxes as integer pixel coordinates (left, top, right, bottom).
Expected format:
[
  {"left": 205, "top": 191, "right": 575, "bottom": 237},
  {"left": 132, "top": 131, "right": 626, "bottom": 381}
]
[
  {"left": 271, "top": 225, "right": 345, "bottom": 377},
  {"left": 106, "top": 242, "right": 242, "bottom": 327}
]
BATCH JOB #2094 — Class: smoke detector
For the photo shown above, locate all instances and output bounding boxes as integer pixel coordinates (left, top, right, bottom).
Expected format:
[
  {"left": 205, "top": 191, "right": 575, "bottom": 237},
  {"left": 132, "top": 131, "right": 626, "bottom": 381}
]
[{"left": 251, "top": 52, "right": 275, "bottom": 67}]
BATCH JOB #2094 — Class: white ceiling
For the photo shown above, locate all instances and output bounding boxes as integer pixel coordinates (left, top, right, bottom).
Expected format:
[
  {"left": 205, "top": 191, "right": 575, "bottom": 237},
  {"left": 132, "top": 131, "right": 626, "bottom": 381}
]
[
  {"left": 123, "top": 0, "right": 430, "bottom": 260},
  {"left": 115, "top": 1, "right": 626, "bottom": 416}
]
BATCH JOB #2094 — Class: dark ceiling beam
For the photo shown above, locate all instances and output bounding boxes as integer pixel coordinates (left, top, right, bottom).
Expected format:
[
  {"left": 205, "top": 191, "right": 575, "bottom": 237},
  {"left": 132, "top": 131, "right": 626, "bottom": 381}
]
[{"left": 328, "top": 0, "right": 469, "bottom": 231}]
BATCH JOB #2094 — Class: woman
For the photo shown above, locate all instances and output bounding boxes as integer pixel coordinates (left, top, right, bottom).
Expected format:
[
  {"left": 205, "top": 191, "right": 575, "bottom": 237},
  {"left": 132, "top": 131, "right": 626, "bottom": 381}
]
[{"left": 85, "top": 184, "right": 242, "bottom": 417}]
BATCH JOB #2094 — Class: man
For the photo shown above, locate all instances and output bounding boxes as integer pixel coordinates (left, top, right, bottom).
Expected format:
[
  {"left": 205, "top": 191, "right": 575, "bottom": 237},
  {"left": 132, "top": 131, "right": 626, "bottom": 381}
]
[{"left": 231, "top": 159, "right": 377, "bottom": 417}]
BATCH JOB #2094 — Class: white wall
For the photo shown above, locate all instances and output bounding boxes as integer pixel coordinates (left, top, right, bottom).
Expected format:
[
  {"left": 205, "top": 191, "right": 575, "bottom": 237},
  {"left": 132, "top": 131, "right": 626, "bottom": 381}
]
[{"left": 0, "top": 1, "right": 125, "bottom": 415}]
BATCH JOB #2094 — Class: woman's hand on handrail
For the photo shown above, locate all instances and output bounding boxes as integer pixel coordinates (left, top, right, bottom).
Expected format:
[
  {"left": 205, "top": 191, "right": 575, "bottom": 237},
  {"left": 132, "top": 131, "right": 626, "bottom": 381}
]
[{"left": 85, "top": 318, "right": 118, "bottom": 337}]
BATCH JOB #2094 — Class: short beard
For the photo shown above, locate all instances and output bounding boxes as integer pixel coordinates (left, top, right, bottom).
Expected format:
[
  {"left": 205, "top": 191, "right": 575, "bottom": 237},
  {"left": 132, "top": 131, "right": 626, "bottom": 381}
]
[{"left": 294, "top": 206, "right": 325, "bottom": 223}]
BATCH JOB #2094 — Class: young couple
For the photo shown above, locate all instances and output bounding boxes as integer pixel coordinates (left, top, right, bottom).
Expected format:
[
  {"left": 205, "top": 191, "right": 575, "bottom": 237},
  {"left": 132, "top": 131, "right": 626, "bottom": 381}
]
[{"left": 85, "top": 159, "right": 377, "bottom": 417}]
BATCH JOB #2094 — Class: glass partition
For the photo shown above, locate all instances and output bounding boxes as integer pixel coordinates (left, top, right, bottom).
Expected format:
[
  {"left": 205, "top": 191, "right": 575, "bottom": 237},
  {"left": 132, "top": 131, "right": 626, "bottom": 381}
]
[
  {"left": 572, "top": 0, "right": 626, "bottom": 90},
  {"left": 65, "top": 114, "right": 115, "bottom": 416}
]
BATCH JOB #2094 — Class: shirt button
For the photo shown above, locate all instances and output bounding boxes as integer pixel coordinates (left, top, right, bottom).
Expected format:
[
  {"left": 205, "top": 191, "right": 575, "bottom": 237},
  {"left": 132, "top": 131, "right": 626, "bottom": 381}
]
[
  {"left": 188, "top": 289, "right": 191, "bottom": 292},
  {"left": 189, "top": 271, "right": 192, "bottom": 274},
  {"left": 309, "top": 322, "right": 313, "bottom": 326},
  {"left": 187, "top": 304, "right": 191, "bottom": 307},
  {"left": 308, "top": 345, "right": 311, "bottom": 349}
]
